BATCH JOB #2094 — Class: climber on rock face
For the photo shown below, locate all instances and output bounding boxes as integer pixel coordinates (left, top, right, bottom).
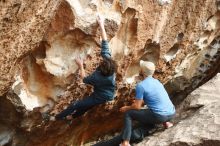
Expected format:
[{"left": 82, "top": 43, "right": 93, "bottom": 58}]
[
  {"left": 93, "top": 61, "right": 175, "bottom": 146},
  {"left": 54, "top": 15, "right": 117, "bottom": 121}
]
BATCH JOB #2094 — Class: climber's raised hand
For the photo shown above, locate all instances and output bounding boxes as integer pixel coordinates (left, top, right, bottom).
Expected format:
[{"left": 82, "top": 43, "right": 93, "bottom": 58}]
[
  {"left": 75, "top": 56, "right": 84, "bottom": 69},
  {"left": 75, "top": 56, "right": 86, "bottom": 78},
  {"left": 97, "top": 14, "right": 105, "bottom": 28},
  {"left": 97, "top": 14, "right": 107, "bottom": 41}
]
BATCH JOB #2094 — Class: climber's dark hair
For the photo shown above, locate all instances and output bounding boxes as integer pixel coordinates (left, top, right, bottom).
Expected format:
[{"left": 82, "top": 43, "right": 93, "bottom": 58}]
[{"left": 99, "top": 58, "right": 117, "bottom": 76}]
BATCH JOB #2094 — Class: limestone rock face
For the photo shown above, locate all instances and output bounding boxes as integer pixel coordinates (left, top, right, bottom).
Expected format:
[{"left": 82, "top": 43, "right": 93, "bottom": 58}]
[
  {"left": 0, "top": 0, "right": 61, "bottom": 96},
  {"left": 0, "top": 0, "right": 220, "bottom": 145},
  {"left": 136, "top": 73, "right": 220, "bottom": 146}
]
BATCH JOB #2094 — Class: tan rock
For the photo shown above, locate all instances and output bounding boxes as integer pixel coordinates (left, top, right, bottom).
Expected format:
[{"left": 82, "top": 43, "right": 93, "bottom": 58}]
[{"left": 0, "top": 0, "right": 220, "bottom": 145}]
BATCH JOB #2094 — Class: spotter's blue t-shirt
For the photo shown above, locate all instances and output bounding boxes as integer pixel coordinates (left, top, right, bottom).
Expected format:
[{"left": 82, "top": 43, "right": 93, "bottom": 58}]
[{"left": 135, "top": 76, "right": 175, "bottom": 116}]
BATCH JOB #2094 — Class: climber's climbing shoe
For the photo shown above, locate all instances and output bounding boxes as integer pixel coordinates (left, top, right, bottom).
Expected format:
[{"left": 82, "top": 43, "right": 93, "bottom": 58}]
[{"left": 42, "top": 112, "right": 50, "bottom": 122}]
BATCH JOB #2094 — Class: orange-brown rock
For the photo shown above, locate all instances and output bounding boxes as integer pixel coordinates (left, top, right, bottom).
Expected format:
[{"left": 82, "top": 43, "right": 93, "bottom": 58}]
[{"left": 0, "top": 0, "right": 220, "bottom": 146}]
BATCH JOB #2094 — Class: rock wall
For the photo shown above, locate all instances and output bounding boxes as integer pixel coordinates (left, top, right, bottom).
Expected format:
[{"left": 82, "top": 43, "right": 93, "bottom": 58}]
[
  {"left": 0, "top": 0, "right": 220, "bottom": 146},
  {"left": 0, "top": 0, "right": 62, "bottom": 96}
]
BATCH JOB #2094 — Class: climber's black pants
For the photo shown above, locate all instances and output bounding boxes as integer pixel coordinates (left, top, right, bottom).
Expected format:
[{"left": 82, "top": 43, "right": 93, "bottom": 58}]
[{"left": 55, "top": 94, "right": 107, "bottom": 120}]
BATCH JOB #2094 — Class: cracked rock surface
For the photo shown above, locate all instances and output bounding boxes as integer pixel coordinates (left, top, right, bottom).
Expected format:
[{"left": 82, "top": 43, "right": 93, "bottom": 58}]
[{"left": 0, "top": 0, "right": 220, "bottom": 145}]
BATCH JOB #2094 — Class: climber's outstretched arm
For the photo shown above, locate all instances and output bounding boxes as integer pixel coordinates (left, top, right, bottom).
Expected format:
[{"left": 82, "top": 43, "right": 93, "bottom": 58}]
[
  {"left": 97, "top": 14, "right": 107, "bottom": 41},
  {"left": 97, "top": 14, "right": 111, "bottom": 59}
]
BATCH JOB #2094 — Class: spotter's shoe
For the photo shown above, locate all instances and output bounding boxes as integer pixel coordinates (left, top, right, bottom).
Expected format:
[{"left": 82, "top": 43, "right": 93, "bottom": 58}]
[
  {"left": 163, "top": 122, "right": 173, "bottom": 129},
  {"left": 119, "top": 144, "right": 131, "bottom": 146}
]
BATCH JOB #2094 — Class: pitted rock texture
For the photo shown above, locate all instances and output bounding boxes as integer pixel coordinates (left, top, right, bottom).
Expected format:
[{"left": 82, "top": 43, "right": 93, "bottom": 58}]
[
  {"left": 136, "top": 73, "right": 220, "bottom": 146},
  {"left": 0, "top": 0, "right": 220, "bottom": 146},
  {"left": 0, "top": 0, "right": 61, "bottom": 96}
]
